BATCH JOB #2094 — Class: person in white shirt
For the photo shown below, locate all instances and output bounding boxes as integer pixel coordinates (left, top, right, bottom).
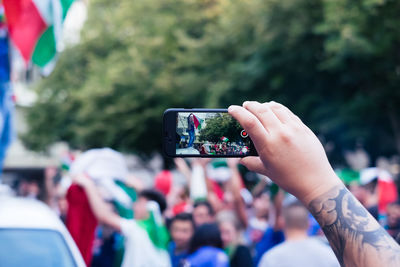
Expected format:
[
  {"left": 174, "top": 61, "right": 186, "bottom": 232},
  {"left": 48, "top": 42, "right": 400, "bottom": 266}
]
[{"left": 258, "top": 201, "right": 339, "bottom": 267}]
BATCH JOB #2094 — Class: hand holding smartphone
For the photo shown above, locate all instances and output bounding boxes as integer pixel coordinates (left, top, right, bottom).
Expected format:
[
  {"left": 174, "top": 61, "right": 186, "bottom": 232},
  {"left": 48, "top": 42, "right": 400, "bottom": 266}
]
[{"left": 163, "top": 109, "right": 257, "bottom": 157}]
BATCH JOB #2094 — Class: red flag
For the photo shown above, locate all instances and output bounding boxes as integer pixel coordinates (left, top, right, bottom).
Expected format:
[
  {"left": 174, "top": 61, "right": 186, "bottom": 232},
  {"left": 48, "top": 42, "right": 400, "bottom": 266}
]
[
  {"left": 378, "top": 179, "right": 398, "bottom": 213},
  {"left": 193, "top": 114, "right": 201, "bottom": 129},
  {"left": 3, "top": 0, "right": 47, "bottom": 63}
]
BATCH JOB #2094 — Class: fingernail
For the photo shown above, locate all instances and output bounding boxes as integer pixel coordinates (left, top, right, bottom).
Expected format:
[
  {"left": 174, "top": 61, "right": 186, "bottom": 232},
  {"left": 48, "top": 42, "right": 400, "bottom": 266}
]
[{"left": 228, "top": 105, "right": 238, "bottom": 112}]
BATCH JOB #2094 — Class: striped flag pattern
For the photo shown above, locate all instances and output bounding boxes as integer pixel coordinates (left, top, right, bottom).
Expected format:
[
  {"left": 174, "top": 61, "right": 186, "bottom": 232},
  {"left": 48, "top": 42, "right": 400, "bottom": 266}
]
[{"left": 4, "top": 0, "right": 74, "bottom": 72}]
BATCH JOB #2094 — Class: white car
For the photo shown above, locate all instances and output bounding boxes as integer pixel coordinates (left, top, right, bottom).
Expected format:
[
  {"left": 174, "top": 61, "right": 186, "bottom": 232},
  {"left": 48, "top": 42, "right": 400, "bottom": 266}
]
[{"left": 0, "top": 195, "right": 85, "bottom": 267}]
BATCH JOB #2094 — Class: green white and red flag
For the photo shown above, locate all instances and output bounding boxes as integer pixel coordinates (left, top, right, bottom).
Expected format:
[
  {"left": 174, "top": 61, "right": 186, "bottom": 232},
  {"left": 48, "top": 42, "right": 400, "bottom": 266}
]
[
  {"left": 3, "top": 0, "right": 74, "bottom": 72},
  {"left": 221, "top": 136, "right": 229, "bottom": 142},
  {"left": 0, "top": 2, "right": 5, "bottom": 25},
  {"left": 0, "top": 2, "right": 7, "bottom": 36}
]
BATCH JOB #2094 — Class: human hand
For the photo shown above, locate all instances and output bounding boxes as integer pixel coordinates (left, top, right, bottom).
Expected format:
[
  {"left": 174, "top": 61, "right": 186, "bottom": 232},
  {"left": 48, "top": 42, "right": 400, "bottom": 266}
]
[
  {"left": 227, "top": 158, "right": 240, "bottom": 169},
  {"left": 228, "top": 101, "right": 341, "bottom": 204},
  {"left": 193, "top": 158, "right": 212, "bottom": 167},
  {"left": 125, "top": 174, "right": 144, "bottom": 191},
  {"left": 72, "top": 173, "right": 93, "bottom": 188},
  {"left": 174, "top": 158, "right": 189, "bottom": 171}
]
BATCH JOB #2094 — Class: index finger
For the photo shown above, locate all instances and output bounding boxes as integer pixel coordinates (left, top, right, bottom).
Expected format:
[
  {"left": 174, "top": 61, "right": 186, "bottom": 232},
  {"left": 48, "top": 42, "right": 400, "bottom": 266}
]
[
  {"left": 243, "top": 101, "right": 282, "bottom": 131},
  {"left": 228, "top": 105, "right": 269, "bottom": 151}
]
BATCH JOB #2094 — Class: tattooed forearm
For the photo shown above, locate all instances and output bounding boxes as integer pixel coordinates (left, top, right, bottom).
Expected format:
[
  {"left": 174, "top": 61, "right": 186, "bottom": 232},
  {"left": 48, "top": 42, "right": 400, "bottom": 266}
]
[{"left": 309, "top": 185, "right": 400, "bottom": 267}]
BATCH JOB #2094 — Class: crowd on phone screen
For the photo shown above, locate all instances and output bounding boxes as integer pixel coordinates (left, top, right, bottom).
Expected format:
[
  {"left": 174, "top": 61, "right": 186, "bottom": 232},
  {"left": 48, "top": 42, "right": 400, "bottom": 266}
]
[
  {"left": 189, "top": 142, "right": 249, "bottom": 156},
  {"left": 10, "top": 148, "right": 400, "bottom": 267}
]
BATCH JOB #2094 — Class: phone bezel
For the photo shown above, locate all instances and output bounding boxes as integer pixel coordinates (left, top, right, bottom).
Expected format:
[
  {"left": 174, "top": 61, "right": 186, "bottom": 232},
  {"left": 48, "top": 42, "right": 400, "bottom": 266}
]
[{"left": 163, "top": 108, "right": 257, "bottom": 158}]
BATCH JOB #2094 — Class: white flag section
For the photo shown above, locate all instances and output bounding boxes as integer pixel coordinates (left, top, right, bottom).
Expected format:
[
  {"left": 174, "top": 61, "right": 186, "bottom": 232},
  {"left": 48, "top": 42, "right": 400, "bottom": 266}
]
[
  {"left": 120, "top": 218, "right": 171, "bottom": 267},
  {"left": 190, "top": 163, "right": 208, "bottom": 200},
  {"left": 69, "top": 148, "right": 132, "bottom": 208},
  {"left": 119, "top": 201, "right": 170, "bottom": 267}
]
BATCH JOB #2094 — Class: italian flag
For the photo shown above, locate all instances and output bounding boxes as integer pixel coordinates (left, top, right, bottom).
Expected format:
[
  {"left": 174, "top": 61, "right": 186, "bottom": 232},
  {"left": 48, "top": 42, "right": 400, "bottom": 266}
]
[
  {"left": 193, "top": 114, "right": 203, "bottom": 130},
  {"left": 221, "top": 136, "right": 229, "bottom": 142},
  {"left": 4, "top": 0, "right": 74, "bottom": 72},
  {"left": 360, "top": 167, "right": 398, "bottom": 213}
]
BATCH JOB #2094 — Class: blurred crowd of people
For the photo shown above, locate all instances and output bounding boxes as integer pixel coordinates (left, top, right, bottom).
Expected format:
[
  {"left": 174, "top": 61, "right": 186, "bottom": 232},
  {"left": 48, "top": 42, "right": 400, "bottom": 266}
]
[{"left": 9, "top": 148, "right": 400, "bottom": 267}]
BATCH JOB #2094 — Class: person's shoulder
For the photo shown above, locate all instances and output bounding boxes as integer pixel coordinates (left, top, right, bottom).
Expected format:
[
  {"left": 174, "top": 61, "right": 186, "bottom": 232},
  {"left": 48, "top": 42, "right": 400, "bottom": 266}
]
[
  {"left": 258, "top": 241, "right": 288, "bottom": 266},
  {"left": 197, "top": 246, "right": 228, "bottom": 258},
  {"left": 306, "top": 237, "right": 332, "bottom": 249},
  {"left": 167, "top": 241, "right": 176, "bottom": 253},
  {"left": 305, "top": 238, "right": 340, "bottom": 266},
  {"left": 265, "top": 241, "right": 287, "bottom": 255},
  {"left": 258, "top": 246, "right": 280, "bottom": 267},
  {"left": 306, "top": 238, "right": 337, "bottom": 255},
  {"left": 216, "top": 249, "right": 229, "bottom": 263},
  {"left": 186, "top": 247, "right": 228, "bottom": 266}
]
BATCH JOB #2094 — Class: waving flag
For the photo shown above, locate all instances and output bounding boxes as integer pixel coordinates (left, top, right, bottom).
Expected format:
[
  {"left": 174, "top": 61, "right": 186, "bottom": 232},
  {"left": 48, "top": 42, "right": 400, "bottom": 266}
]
[
  {"left": 3, "top": 0, "right": 74, "bottom": 72},
  {"left": 121, "top": 201, "right": 171, "bottom": 267},
  {"left": 361, "top": 167, "right": 398, "bottom": 213},
  {"left": 193, "top": 114, "right": 203, "bottom": 130},
  {"left": 221, "top": 136, "right": 229, "bottom": 142}
]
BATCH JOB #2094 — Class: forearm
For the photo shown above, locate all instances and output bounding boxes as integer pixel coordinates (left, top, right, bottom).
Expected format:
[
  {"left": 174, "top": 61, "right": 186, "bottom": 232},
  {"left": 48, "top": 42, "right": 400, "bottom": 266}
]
[
  {"left": 251, "top": 178, "right": 268, "bottom": 197},
  {"left": 230, "top": 167, "right": 248, "bottom": 228},
  {"left": 230, "top": 178, "right": 248, "bottom": 228},
  {"left": 228, "top": 101, "right": 400, "bottom": 266},
  {"left": 174, "top": 158, "right": 192, "bottom": 185},
  {"left": 273, "top": 189, "right": 284, "bottom": 230},
  {"left": 308, "top": 184, "right": 400, "bottom": 267},
  {"left": 81, "top": 182, "right": 121, "bottom": 230}
]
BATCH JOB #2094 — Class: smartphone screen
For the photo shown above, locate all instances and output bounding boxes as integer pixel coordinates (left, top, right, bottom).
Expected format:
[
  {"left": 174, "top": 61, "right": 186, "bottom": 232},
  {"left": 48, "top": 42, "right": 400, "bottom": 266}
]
[{"left": 164, "top": 109, "right": 256, "bottom": 157}]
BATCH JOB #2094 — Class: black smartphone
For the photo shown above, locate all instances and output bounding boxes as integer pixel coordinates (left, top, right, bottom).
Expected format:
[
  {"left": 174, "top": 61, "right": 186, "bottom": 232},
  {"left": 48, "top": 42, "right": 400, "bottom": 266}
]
[{"left": 163, "top": 108, "right": 257, "bottom": 157}]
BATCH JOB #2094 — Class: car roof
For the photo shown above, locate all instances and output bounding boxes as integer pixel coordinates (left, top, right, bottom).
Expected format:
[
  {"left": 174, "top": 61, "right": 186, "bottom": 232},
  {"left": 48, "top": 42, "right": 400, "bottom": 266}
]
[
  {"left": 0, "top": 196, "right": 86, "bottom": 267},
  {"left": 0, "top": 196, "right": 65, "bottom": 230}
]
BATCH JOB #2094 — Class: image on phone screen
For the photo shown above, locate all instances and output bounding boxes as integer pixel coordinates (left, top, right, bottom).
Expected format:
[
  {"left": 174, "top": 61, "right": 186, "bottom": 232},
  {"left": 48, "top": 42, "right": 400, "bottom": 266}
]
[{"left": 175, "top": 112, "right": 253, "bottom": 156}]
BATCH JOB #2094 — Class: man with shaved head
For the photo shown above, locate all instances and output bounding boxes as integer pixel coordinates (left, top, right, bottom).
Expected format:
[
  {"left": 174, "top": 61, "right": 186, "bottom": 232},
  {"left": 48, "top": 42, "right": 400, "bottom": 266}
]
[{"left": 258, "top": 201, "right": 339, "bottom": 267}]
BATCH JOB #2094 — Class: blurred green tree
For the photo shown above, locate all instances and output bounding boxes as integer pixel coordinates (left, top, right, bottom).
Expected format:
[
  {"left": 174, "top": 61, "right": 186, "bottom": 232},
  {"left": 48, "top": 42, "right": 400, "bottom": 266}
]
[
  {"left": 23, "top": 0, "right": 400, "bottom": 163},
  {"left": 314, "top": 0, "right": 400, "bottom": 161},
  {"left": 23, "top": 0, "right": 220, "bottom": 155},
  {"left": 198, "top": 114, "right": 242, "bottom": 143}
]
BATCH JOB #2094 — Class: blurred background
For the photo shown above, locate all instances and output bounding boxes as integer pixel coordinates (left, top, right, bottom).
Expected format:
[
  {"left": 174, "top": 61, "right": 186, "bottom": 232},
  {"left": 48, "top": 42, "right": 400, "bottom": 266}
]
[
  {"left": 1, "top": 0, "right": 400, "bottom": 266},
  {"left": 3, "top": 0, "right": 400, "bottom": 168}
]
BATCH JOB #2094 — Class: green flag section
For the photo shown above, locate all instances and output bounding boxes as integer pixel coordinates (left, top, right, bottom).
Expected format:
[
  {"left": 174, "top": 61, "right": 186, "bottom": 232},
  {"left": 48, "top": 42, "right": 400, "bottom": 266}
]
[
  {"left": 4, "top": 0, "right": 74, "bottom": 71},
  {"left": 32, "top": 26, "right": 57, "bottom": 68},
  {"left": 0, "top": 4, "right": 4, "bottom": 23},
  {"left": 336, "top": 168, "right": 360, "bottom": 185},
  {"left": 221, "top": 136, "right": 229, "bottom": 142},
  {"left": 113, "top": 180, "right": 137, "bottom": 219},
  {"left": 137, "top": 211, "right": 169, "bottom": 250}
]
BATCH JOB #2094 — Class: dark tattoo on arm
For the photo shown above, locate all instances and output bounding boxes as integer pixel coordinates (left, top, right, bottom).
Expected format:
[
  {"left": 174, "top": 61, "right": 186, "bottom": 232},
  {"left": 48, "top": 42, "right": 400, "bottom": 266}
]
[{"left": 309, "top": 185, "right": 400, "bottom": 267}]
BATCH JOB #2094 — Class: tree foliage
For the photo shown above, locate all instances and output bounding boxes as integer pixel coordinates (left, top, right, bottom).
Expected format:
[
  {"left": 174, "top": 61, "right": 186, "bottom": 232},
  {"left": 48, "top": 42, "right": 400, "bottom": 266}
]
[
  {"left": 24, "top": 0, "right": 400, "bottom": 163},
  {"left": 198, "top": 114, "right": 242, "bottom": 143}
]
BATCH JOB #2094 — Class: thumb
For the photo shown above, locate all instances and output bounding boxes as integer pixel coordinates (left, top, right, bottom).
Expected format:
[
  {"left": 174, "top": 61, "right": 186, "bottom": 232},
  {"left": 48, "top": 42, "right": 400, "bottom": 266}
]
[{"left": 239, "top": 157, "right": 268, "bottom": 176}]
